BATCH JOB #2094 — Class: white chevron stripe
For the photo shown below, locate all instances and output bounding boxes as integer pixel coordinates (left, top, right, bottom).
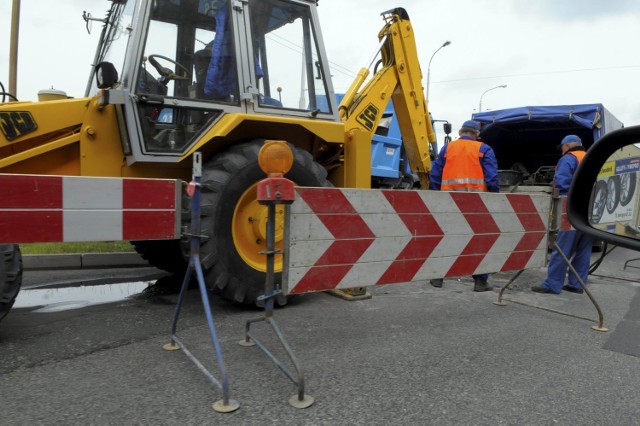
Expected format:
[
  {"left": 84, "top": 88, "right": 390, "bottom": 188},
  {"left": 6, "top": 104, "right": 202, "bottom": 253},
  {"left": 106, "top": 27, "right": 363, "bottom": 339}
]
[
  {"left": 288, "top": 239, "right": 334, "bottom": 268},
  {"left": 430, "top": 234, "right": 473, "bottom": 257},
  {"left": 344, "top": 189, "right": 398, "bottom": 213},
  {"left": 359, "top": 213, "right": 410, "bottom": 237},
  {"left": 414, "top": 256, "right": 461, "bottom": 281},
  {"left": 336, "top": 261, "right": 393, "bottom": 288},
  {"left": 357, "top": 236, "right": 411, "bottom": 263}
]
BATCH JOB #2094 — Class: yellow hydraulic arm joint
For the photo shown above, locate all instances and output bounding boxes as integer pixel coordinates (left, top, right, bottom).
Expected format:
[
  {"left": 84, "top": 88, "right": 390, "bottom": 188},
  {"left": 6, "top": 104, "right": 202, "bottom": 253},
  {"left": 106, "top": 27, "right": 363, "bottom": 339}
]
[{"left": 339, "top": 8, "right": 437, "bottom": 189}]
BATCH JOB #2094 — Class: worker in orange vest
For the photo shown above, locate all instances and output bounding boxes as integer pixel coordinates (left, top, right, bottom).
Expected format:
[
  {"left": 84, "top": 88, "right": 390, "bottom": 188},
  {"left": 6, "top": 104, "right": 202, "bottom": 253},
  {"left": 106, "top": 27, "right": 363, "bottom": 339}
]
[
  {"left": 429, "top": 120, "right": 499, "bottom": 292},
  {"left": 532, "top": 134, "right": 591, "bottom": 294}
]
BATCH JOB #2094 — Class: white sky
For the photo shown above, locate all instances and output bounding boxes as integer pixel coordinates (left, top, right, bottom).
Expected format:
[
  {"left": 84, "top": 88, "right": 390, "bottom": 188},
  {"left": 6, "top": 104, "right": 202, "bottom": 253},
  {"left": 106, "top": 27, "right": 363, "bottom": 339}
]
[{"left": 2, "top": 0, "right": 640, "bottom": 136}]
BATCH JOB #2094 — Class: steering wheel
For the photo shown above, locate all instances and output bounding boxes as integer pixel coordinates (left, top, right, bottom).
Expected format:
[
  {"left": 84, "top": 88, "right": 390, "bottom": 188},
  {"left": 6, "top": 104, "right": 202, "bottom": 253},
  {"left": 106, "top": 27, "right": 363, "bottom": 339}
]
[{"left": 147, "top": 54, "right": 191, "bottom": 83}]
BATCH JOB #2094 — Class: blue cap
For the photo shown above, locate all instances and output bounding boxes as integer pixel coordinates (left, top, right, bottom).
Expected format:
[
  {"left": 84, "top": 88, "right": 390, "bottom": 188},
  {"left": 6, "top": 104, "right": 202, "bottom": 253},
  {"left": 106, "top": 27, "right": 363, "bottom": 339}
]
[
  {"left": 461, "top": 120, "right": 480, "bottom": 131},
  {"left": 557, "top": 134, "right": 582, "bottom": 150}
]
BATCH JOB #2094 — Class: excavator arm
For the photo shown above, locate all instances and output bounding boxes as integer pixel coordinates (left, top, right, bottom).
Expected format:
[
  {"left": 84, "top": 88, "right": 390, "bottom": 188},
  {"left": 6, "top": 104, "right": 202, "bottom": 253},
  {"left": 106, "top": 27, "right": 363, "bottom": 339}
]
[{"left": 339, "top": 8, "right": 436, "bottom": 189}]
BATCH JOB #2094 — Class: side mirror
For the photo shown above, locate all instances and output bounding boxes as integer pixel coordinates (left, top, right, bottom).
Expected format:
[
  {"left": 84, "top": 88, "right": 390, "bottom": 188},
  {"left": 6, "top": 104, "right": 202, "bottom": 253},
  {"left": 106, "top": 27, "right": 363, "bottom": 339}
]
[
  {"left": 568, "top": 125, "right": 640, "bottom": 251},
  {"left": 443, "top": 122, "right": 452, "bottom": 135},
  {"left": 95, "top": 62, "right": 119, "bottom": 89}
]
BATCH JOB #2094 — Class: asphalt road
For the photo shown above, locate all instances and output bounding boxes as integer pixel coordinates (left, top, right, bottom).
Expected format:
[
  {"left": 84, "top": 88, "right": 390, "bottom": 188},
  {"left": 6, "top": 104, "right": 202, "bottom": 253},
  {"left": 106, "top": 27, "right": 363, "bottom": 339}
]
[{"left": 1, "top": 247, "right": 639, "bottom": 425}]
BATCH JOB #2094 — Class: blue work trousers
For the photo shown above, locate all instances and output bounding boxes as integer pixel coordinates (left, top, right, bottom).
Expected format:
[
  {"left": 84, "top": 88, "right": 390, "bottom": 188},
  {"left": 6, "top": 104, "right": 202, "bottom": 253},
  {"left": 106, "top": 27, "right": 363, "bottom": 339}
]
[{"left": 541, "top": 230, "right": 592, "bottom": 293}]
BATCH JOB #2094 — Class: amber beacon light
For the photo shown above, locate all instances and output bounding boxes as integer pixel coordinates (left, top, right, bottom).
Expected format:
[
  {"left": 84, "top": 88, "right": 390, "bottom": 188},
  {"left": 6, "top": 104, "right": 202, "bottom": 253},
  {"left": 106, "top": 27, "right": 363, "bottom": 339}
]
[{"left": 258, "top": 141, "right": 294, "bottom": 176}]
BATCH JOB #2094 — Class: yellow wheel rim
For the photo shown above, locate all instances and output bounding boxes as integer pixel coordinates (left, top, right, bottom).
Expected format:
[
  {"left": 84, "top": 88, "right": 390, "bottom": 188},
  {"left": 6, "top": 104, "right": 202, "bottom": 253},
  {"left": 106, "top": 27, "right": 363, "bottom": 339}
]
[{"left": 232, "top": 183, "right": 285, "bottom": 272}]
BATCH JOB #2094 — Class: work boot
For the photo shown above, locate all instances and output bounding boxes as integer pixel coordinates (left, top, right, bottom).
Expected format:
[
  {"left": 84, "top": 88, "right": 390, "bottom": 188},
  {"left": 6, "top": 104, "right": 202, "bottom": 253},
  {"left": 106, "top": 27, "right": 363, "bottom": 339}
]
[
  {"left": 473, "top": 277, "right": 493, "bottom": 292},
  {"left": 430, "top": 278, "right": 443, "bottom": 288}
]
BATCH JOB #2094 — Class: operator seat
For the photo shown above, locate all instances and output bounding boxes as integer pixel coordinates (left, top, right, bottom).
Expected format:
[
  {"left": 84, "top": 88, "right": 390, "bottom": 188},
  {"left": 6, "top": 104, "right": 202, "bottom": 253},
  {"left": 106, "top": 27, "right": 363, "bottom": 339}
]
[
  {"left": 196, "top": 6, "right": 282, "bottom": 107},
  {"left": 202, "top": 7, "right": 238, "bottom": 101}
]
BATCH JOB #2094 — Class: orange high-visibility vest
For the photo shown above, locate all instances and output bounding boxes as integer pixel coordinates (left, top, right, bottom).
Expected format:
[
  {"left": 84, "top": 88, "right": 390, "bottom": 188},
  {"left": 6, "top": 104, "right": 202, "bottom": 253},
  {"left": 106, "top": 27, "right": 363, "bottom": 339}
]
[
  {"left": 554, "top": 150, "right": 586, "bottom": 173},
  {"left": 441, "top": 139, "right": 487, "bottom": 191},
  {"left": 568, "top": 150, "right": 586, "bottom": 164}
]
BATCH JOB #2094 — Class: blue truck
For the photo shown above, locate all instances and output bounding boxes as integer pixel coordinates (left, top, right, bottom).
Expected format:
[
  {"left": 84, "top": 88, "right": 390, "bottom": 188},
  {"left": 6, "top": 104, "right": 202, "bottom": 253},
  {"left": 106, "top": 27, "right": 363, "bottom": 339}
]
[{"left": 369, "top": 100, "right": 451, "bottom": 189}]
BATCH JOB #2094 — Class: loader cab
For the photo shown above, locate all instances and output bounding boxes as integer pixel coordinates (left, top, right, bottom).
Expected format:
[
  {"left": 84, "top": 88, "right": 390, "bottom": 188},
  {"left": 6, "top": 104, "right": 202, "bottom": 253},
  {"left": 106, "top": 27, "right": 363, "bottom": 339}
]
[{"left": 93, "top": 0, "right": 337, "bottom": 163}]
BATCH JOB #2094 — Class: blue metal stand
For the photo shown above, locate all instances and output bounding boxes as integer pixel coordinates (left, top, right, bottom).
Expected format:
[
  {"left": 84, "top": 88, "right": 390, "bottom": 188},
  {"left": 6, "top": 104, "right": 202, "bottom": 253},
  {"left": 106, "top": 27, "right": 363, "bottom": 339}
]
[
  {"left": 239, "top": 202, "right": 314, "bottom": 409},
  {"left": 494, "top": 194, "right": 608, "bottom": 332},
  {"left": 163, "top": 152, "right": 239, "bottom": 413}
]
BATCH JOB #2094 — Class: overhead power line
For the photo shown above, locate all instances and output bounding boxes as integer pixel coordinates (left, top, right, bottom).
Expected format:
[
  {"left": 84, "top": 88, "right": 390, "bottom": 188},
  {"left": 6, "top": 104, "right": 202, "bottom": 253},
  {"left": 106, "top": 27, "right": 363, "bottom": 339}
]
[{"left": 431, "top": 65, "right": 640, "bottom": 84}]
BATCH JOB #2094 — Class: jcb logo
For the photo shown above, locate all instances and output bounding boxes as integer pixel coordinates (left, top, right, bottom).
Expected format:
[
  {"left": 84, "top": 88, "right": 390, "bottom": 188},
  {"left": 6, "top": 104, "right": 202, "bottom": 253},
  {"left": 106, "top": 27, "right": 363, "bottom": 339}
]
[
  {"left": 0, "top": 111, "right": 38, "bottom": 141},
  {"left": 356, "top": 103, "right": 379, "bottom": 132}
]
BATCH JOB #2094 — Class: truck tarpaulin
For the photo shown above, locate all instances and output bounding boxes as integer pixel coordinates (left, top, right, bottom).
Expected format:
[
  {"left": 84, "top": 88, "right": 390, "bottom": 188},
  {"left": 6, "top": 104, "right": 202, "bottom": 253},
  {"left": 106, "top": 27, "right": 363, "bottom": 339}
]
[{"left": 472, "top": 104, "right": 623, "bottom": 186}]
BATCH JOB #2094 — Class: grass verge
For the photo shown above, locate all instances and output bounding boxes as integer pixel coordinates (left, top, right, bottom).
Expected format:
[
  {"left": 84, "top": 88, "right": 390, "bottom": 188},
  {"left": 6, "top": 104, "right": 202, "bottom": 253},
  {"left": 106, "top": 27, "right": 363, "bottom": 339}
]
[{"left": 20, "top": 241, "right": 134, "bottom": 255}]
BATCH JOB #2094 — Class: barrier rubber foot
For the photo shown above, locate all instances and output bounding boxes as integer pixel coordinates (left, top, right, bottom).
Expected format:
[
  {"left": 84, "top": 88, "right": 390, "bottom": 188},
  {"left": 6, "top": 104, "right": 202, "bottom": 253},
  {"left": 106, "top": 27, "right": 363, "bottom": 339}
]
[
  {"left": 162, "top": 342, "right": 180, "bottom": 351},
  {"left": 591, "top": 325, "right": 609, "bottom": 332},
  {"left": 288, "top": 394, "right": 314, "bottom": 409},
  {"left": 212, "top": 399, "right": 240, "bottom": 413},
  {"left": 493, "top": 300, "right": 508, "bottom": 306},
  {"left": 238, "top": 338, "right": 256, "bottom": 347},
  {"left": 328, "top": 288, "right": 372, "bottom": 301}
]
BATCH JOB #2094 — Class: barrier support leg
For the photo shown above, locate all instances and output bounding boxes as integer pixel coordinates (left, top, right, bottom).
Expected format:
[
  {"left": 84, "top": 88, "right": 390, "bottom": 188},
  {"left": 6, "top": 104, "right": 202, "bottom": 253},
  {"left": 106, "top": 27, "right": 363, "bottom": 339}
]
[
  {"left": 494, "top": 269, "right": 525, "bottom": 306},
  {"left": 163, "top": 152, "right": 240, "bottom": 413},
  {"left": 553, "top": 241, "right": 608, "bottom": 332},
  {"left": 239, "top": 203, "right": 314, "bottom": 409},
  {"left": 328, "top": 286, "right": 372, "bottom": 301}
]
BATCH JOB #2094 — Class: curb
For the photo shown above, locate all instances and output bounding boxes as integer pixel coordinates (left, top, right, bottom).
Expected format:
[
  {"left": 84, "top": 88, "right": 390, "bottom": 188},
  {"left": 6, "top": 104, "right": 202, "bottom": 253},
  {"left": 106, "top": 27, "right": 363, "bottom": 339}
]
[{"left": 23, "top": 252, "right": 148, "bottom": 271}]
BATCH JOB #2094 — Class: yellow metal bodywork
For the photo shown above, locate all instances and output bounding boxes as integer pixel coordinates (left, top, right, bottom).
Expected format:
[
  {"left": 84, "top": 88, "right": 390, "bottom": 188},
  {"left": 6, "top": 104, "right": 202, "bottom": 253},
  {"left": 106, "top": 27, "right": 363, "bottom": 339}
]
[
  {"left": 0, "top": 11, "right": 433, "bottom": 192},
  {"left": 339, "top": 9, "right": 436, "bottom": 189},
  {"left": 0, "top": 8, "right": 437, "bottom": 285},
  {"left": 0, "top": 97, "right": 191, "bottom": 180}
]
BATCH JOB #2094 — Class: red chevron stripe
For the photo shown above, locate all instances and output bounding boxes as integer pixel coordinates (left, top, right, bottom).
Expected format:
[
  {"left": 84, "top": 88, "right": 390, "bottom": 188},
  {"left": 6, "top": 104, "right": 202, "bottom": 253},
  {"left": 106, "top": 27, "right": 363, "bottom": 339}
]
[
  {"left": 499, "top": 194, "right": 548, "bottom": 270},
  {"left": 382, "top": 190, "right": 429, "bottom": 213},
  {"left": 447, "top": 193, "right": 499, "bottom": 276},
  {"left": 560, "top": 197, "right": 572, "bottom": 230},
  {"left": 316, "top": 214, "right": 375, "bottom": 239},
  {"left": 460, "top": 234, "right": 500, "bottom": 255},
  {"left": 447, "top": 254, "right": 486, "bottom": 277},
  {"left": 377, "top": 191, "right": 444, "bottom": 284},
  {"left": 315, "top": 239, "right": 375, "bottom": 266},
  {"left": 290, "top": 265, "right": 354, "bottom": 294},
  {"left": 297, "top": 187, "right": 357, "bottom": 214},
  {"left": 377, "top": 258, "right": 426, "bottom": 284},
  {"left": 501, "top": 232, "right": 546, "bottom": 270},
  {"left": 506, "top": 194, "right": 547, "bottom": 231},
  {"left": 293, "top": 188, "right": 375, "bottom": 294}
]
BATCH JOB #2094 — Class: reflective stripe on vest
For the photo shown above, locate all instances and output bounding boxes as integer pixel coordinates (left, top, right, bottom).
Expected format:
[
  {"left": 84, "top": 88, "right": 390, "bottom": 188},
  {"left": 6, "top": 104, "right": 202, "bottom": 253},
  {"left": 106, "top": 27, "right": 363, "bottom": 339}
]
[{"left": 441, "top": 139, "right": 487, "bottom": 191}]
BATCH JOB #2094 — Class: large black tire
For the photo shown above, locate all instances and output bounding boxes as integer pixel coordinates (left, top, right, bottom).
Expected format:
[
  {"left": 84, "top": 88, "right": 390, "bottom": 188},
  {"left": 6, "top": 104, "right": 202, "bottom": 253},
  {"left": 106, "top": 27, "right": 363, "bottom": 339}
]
[
  {"left": 606, "top": 175, "right": 620, "bottom": 214},
  {"left": 620, "top": 172, "right": 636, "bottom": 207},
  {"left": 0, "top": 244, "right": 23, "bottom": 322},
  {"left": 589, "top": 180, "right": 607, "bottom": 224},
  {"left": 198, "top": 140, "right": 330, "bottom": 306},
  {"left": 131, "top": 239, "right": 187, "bottom": 274}
]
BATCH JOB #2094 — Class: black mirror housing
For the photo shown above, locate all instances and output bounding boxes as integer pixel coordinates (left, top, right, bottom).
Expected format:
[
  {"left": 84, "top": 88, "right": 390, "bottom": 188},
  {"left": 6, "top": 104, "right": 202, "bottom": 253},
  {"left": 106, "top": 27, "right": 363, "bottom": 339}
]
[
  {"left": 568, "top": 125, "right": 640, "bottom": 251},
  {"left": 95, "top": 62, "right": 119, "bottom": 89}
]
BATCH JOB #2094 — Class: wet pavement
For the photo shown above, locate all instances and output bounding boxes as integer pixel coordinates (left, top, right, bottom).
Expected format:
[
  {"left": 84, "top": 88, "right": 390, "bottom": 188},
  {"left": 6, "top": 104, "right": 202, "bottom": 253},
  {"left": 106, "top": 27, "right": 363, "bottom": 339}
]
[{"left": 1, "top": 247, "right": 639, "bottom": 425}]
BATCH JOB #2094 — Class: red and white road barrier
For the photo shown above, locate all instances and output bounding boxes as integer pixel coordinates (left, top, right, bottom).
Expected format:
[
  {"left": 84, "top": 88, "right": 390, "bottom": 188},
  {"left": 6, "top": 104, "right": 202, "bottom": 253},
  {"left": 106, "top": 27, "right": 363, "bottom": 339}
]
[
  {"left": 0, "top": 174, "right": 181, "bottom": 244},
  {"left": 558, "top": 197, "right": 574, "bottom": 231},
  {"left": 284, "top": 188, "right": 552, "bottom": 295}
]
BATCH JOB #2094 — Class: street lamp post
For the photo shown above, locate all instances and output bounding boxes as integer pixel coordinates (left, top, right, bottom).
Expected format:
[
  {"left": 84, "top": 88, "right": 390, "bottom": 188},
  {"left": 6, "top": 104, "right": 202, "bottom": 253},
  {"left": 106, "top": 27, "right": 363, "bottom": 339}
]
[
  {"left": 478, "top": 84, "right": 507, "bottom": 112},
  {"left": 426, "top": 40, "right": 451, "bottom": 104}
]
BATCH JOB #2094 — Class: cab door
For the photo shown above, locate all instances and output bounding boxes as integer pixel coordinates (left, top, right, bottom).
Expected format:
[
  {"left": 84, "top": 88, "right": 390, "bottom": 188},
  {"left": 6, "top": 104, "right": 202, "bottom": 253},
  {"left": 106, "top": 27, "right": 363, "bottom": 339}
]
[{"left": 239, "top": 0, "right": 338, "bottom": 120}]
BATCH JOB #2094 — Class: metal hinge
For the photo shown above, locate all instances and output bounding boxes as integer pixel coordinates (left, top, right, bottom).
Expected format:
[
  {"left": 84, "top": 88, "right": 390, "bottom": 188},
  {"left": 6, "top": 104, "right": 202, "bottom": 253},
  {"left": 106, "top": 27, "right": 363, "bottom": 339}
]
[
  {"left": 233, "top": 0, "right": 246, "bottom": 11},
  {"left": 242, "top": 85, "right": 259, "bottom": 102}
]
